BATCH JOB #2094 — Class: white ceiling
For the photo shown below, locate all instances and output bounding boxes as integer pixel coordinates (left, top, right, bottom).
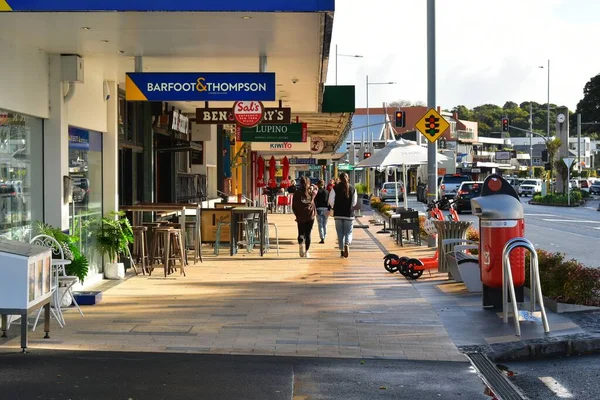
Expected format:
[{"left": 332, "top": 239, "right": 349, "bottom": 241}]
[{"left": 0, "top": 12, "right": 327, "bottom": 113}]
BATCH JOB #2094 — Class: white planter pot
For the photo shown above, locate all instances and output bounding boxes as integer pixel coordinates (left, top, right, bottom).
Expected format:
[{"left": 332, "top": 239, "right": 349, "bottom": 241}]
[{"left": 104, "top": 262, "right": 125, "bottom": 280}]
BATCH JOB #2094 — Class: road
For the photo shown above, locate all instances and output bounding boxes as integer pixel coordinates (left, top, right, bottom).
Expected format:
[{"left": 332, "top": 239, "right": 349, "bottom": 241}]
[
  {"left": 392, "top": 195, "right": 600, "bottom": 268},
  {"left": 0, "top": 350, "right": 490, "bottom": 400},
  {"left": 505, "top": 354, "right": 600, "bottom": 399}
]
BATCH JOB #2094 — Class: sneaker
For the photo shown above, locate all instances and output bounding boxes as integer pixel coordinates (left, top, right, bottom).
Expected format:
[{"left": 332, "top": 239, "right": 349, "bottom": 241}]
[
  {"left": 299, "top": 244, "right": 305, "bottom": 258},
  {"left": 343, "top": 244, "right": 349, "bottom": 258},
  {"left": 305, "top": 251, "right": 310, "bottom": 258},
  {"left": 340, "top": 251, "right": 344, "bottom": 258},
  {"left": 319, "top": 239, "right": 325, "bottom": 244}
]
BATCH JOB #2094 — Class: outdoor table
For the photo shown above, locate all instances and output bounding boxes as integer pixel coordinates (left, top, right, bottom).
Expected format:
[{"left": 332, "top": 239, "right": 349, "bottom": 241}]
[{"left": 229, "top": 207, "right": 267, "bottom": 257}]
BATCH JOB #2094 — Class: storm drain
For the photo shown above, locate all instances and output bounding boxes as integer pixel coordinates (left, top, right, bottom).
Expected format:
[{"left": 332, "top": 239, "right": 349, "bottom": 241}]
[{"left": 466, "top": 352, "right": 528, "bottom": 400}]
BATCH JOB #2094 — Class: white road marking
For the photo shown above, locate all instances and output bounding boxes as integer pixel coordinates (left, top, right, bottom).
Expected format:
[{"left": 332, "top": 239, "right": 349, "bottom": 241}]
[
  {"left": 538, "top": 376, "right": 574, "bottom": 398},
  {"left": 541, "top": 219, "right": 600, "bottom": 223},
  {"left": 524, "top": 213, "right": 557, "bottom": 217}
]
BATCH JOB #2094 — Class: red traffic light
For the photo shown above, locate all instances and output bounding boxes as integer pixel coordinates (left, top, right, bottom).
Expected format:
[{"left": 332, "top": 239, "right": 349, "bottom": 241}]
[
  {"left": 363, "top": 152, "right": 372, "bottom": 159},
  {"left": 395, "top": 111, "right": 406, "bottom": 128},
  {"left": 501, "top": 118, "right": 509, "bottom": 132}
]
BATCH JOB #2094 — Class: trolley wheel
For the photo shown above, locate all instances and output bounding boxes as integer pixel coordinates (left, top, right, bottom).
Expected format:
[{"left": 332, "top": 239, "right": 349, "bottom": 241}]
[
  {"left": 405, "top": 258, "right": 424, "bottom": 280},
  {"left": 383, "top": 254, "right": 400, "bottom": 273}
]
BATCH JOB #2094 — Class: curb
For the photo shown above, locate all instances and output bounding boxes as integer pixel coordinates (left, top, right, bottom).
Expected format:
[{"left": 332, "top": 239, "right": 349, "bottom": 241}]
[{"left": 459, "top": 333, "right": 600, "bottom": 362}]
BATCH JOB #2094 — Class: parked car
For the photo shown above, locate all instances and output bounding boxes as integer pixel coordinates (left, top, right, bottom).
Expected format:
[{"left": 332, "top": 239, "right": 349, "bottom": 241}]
[
  {"left": 439, "top": 174, "right": 472, "bottom": 202},
  {"left": 380, "top": 181, "right": 404, "bottom": 202},
  {"left": 518, "top": 179, "right": 542, "bottom": 197},
  {"left": 453, "top": 181, "right": 483, "bottom": 213},
  {"left": 505, "top": 177, "right": 520, "bottom": 190},
  {"left": 590, "top": 181, "right": 600, "bottom": 195},
  {"left": 578, "top": 179, "right": 591, "bottom": 192}
]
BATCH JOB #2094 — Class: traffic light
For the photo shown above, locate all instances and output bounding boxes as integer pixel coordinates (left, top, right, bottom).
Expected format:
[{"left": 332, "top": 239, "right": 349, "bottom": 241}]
[
  {"left": 501, "top": 118, "right": 509, "bottom": 132},
  {"left": 544, "top": 162, "right": 552, "bottom": 171},
  {"left": 541, "top": 150, "right": 548, "bottom": 162},
  {"left": 426, "top": 114, "right": 440, "bottom": 136},
  {"left": 363, "top": 152, "right": 372, "bottom": 159},
  {"left": 394, "top": 111, "right": 406, "bottom": 128}
]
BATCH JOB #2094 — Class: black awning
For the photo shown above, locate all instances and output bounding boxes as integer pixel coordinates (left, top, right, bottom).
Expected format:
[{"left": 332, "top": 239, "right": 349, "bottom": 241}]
[{"left": 155, "top": 137, "right": 203, "bottom": 153}]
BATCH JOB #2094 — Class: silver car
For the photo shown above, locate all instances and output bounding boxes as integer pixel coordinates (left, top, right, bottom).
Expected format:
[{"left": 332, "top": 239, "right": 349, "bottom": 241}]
[{"left": 380, "top": 182, "right": 404, "bottom": 202}]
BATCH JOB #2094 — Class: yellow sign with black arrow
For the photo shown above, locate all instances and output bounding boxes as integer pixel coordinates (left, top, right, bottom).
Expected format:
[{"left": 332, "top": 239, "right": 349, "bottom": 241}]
[{"left": 415, "top": 108, "right": 450, "bottom": 143}]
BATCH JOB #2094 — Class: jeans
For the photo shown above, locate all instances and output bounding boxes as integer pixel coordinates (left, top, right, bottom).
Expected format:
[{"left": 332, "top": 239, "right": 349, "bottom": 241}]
[
  {"left": 297, "top": 219, "right": 315, "bottom": 251},
  {"left": 316, "top": 208, "right": 329, "bottom": 240},
  {"left": 335, "top": 218, "right": 353, "bottom": 250}
]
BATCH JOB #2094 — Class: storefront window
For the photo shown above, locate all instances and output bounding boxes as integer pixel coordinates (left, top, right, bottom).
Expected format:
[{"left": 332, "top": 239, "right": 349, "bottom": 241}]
[
  {"left": 0, "top": 109, "right": 43, "bottom": 241},
  {"left": 68, "top": 127, "right": 103, "bottom": 274}
]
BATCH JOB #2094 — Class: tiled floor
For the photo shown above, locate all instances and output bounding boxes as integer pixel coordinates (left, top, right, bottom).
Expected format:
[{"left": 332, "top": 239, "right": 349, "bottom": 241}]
[{"left": 0, "top": 213, "right": 465, "bottom": 361}]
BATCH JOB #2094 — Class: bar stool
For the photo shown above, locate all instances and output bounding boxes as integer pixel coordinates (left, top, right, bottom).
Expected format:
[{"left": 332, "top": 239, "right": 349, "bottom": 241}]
[
  {"left": 148, "top": 227, "right": 173, "bottom": 277},
  {"left": 214, "top": 221, "right": 230, "bottom": 255},
  {"left": 167, "top": 228, "right": 186, "bottom": 277},
  {"left": 132, "top": 226, "right": 149, "bottom": 275},
  {"left": 184, "top": 221, "right": 197, "bottom": 263}
]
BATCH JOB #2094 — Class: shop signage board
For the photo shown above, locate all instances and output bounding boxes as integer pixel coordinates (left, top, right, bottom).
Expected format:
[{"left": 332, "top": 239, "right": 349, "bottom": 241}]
[
  {"left": 310, "top": 136, "right": 324, "bottom": 154},
  {"left": 191, "top": 141, "right": 204, "bottom": 165},
  {"left": 0, "top": 0, "right": 334, "bottom": 12},
  {"left": 289, "top": 158, "right": 317, "bottom": 165},
  {"left": 415, "top": 108, "right": 450, "bottom": 143},
  {"left": 125, "top": 72, "right": 276, "bottom": 102},
  {"left": 236, "top": 123, "right": 307, "bottom": 143},
  {"left": 171, "top": 110, "right": 189, "bottom": 134},
  {"left": 232, "top": 101, "right": 264, "bottom": 128},
  {"left": 196, "top": 107, "right": 291, "bottom": 124},
  {"left": 337, "top": 163, "right": 354, "bottom": 171},
  {"left": 251, "top": 141, "right": 311, "bottom": 152}
]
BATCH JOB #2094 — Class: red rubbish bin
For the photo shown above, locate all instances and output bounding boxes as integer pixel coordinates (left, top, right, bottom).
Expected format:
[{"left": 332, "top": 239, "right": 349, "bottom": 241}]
[{"left": 471, "top": 175, "right": 525, "bottom": 309}]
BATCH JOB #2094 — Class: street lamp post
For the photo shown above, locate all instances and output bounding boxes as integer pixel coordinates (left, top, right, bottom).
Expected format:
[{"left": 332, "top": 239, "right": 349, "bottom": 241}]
[
  {"left": 335, "top": 45, "right": 362, "bottom": 85},
  {"left": 366, "top": 75, "right": 396, "bottom": 194},
  {"left": 539, "top": 60, "right": 550, "bottom": 139}
]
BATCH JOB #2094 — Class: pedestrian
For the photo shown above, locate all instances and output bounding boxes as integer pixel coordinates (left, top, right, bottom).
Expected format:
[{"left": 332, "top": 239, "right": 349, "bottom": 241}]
[
  {"left": 326, "top": 179, "right": 335, "bottom": 192},
  {"left": 328, "top": 172, "right": 357, "bottom": 258},
  {"left": 315, "top": 179, "right": 330, "bottom": 244},
  {"left": 287, "top": 176, "right": 296, "bottom": 194},
  {"left": 292, "top": 176, "right": 317, "bottom": 258}
]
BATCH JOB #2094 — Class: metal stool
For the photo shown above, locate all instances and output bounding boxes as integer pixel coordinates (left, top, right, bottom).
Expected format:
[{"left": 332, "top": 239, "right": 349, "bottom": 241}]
[
  {"left": 132, "top": 226, "right": 149, "bottom": 275},
  {"left": 214, "top": 221, "right": 230, "bottom": 255},
  {"left": 149, "top": 227, "right": 174, "bottom": 277},
  {"left": 167, "top": 229, "right": 186, "bottom": 276}
]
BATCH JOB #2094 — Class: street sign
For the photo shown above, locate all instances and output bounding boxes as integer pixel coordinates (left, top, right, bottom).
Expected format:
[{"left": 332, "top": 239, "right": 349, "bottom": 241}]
[
  {"left": 563, "top": 157, "right": 575, "bottom": 168},
  {"left": 338, "top": 163, "right": 354, "bottom": 171},
  {"left": 289, "top": 158, "right": 316, "bottom": 165},
  {"left": 415, "top": 108, "right": 450, "bottom": 143}
]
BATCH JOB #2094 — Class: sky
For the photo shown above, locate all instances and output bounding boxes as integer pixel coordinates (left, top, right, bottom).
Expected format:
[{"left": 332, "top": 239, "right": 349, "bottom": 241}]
[{"left": 326, "top": 0, "right": 600, "bottom": 111}]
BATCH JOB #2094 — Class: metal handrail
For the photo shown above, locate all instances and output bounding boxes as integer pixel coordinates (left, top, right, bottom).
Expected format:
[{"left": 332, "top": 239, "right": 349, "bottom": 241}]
[{"left": 502, "top": 237, "right": 550, "bottom": 336}]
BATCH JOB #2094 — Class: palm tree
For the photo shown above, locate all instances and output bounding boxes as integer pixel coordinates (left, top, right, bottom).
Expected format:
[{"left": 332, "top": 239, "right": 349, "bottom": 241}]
[{"left": 545, "top": 138, "right": 561, "bottom": 192}]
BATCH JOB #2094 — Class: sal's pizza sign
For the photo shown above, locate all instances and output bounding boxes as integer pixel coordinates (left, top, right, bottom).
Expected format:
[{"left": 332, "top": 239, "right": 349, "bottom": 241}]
[{"left": 196, "top": 105, "right": 291, "bottom": 125}]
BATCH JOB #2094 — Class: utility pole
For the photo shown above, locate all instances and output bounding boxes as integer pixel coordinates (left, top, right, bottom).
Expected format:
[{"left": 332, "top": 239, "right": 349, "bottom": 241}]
[
  {"left": 529, "top": 103, "right": 533, "bottom": 176},
  {"left": 427, "top": 0, "right": 437, "bottom": 247},
  {"left": 577, "top": 113, "right": 581, "bottom": 172}
]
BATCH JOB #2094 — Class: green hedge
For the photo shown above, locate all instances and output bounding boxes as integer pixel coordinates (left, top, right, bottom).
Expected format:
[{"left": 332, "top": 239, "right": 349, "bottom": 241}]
[
  {"left": 532, "top": 190, "right": 583, "bottom": 205},
  {"left": 526, "top": 250, "right": 600, "bottom": 307}
]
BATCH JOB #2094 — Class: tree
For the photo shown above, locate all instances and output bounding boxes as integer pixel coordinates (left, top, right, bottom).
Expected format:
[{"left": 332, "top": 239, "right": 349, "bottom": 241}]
[
  {"left": 387, "top": 100, "right": 425, "bottom": 108},
  {"left": 575, "top": 74, "right": 600, "bottom": 135},
  {"left": 546, "top": 138, "right": 561, "bottom": 189}
]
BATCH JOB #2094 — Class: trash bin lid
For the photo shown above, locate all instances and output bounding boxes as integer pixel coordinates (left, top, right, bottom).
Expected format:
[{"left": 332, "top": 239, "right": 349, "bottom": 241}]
[{"left": 471, "top": 195, "right": 524, "bottom": 219}]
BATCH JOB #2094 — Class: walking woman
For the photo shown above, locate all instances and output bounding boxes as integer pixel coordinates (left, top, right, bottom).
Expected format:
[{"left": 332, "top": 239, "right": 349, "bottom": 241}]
[
  {"left": 315, "top": 180, "right": 330, "bottom": 244},
  {"left": 328, "top": 172, "right": 357, "bottom": 258},
  {"left": 292, "top": 176, "right": 317, "bottom": 258}
]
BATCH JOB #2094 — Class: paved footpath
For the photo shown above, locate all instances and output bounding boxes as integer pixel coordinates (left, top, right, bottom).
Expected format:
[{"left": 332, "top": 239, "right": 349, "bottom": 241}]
[{"left": 0, "top": 213, "right": 464, "bottom": 362}]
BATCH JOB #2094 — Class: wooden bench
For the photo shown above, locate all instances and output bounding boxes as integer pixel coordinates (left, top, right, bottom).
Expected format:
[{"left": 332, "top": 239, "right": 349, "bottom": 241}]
[{"left": 442, "top": 239, "right": 482, "bottom": 293}]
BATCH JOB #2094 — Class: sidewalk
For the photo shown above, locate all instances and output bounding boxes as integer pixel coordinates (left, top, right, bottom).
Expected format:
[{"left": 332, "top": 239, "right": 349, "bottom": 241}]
[{"left": 0, "top": 212, "right": 464, "bottom": 361}]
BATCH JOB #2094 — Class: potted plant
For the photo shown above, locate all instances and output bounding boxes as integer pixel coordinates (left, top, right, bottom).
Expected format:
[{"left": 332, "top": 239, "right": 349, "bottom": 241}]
[
  {"left": 94, "top": 211, "right": 133, "bottom": 280},
  {"left": 35, "top": 222, "right": 90, "bottom": 306}
]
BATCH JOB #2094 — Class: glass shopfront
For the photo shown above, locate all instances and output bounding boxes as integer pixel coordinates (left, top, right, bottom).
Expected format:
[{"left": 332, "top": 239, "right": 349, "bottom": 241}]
[
  {"left": 0, "top": 109, "right": 44, "bottom": 240},
  {"left": 68, "top": 127, "right": 103, "bottom": 273}
]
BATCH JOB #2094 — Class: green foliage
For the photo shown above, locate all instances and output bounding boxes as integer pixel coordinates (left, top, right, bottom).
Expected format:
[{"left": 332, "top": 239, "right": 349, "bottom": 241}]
[
  {"left": 576, "top": 74, "right": 600, "bottom": 136},
  {"left": 526, "top": 249, "right": 600, "bottom": 306},
  {"left": 355, "top": 183, "right": 367, "bottom": 195},
  {"left": 532, "top": 190, "right": 582, "bottom": 205},
  {"left": 94, "top": 211, "right": 134, "bottom": 263},
  {"left": 517, "top": 170, "right": 529, "bottom": 178},
  {"left": 533, "top": 167, "right": 546, "bottom": 179},
  {"left": 35, "top": 221, "right": 89, "bottom": 283}
]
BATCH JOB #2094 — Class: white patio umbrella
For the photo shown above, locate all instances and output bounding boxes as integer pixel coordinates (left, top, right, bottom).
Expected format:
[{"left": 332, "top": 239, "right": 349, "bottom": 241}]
[{"left": 356, "top": 139, "right": 449, "bottom": 208}]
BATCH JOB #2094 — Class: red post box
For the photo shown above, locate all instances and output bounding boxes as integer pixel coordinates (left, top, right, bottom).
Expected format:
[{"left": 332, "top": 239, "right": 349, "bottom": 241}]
[{"left": 471, "top": 175, "right": 525, "bottom": 309}]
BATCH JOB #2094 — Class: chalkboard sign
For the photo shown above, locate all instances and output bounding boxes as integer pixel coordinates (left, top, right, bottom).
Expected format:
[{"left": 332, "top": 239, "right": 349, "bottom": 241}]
[{"left": 191, "top": 141, "right": 204, "bottom": 165}]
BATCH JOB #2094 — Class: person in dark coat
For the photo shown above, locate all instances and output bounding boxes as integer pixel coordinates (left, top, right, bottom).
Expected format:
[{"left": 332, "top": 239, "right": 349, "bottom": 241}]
[
  {"left": 292, "top": 176, "right": 316, "bottom": 258},
  {"left": 328, "top": 172, "right": 357, "bottom": 258},
  {"left": 314, "top": 180, "right": 330, "bottom": 244}
]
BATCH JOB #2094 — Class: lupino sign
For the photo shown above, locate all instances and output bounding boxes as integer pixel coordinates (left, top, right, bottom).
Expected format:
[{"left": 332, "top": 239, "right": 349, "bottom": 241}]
[{"left": 236, "top": 123, "right": 308, "bottom": 142}]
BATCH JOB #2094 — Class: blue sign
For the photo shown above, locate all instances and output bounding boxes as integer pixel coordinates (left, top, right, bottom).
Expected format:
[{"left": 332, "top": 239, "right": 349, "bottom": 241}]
[
  {"left": 289, "top": 158, "right": 317, "bottom": 165},
  {"left": 0, "top": 0, "right": 334, "bottom": 12},
  {"left": 126, "top": 72, "right": 276, "bottom": 102}
]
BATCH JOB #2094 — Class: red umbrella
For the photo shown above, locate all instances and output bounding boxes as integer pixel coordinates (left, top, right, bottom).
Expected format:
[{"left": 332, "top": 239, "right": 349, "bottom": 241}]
[
  {"left": 267, "top": 156, "right": 277, "bottom": 188},
  {"left": 256, "top": 156, "right": 265, "bottom": 188},
  {"left": 280, "top": 157, "right": 290, "bottom": 188}
]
